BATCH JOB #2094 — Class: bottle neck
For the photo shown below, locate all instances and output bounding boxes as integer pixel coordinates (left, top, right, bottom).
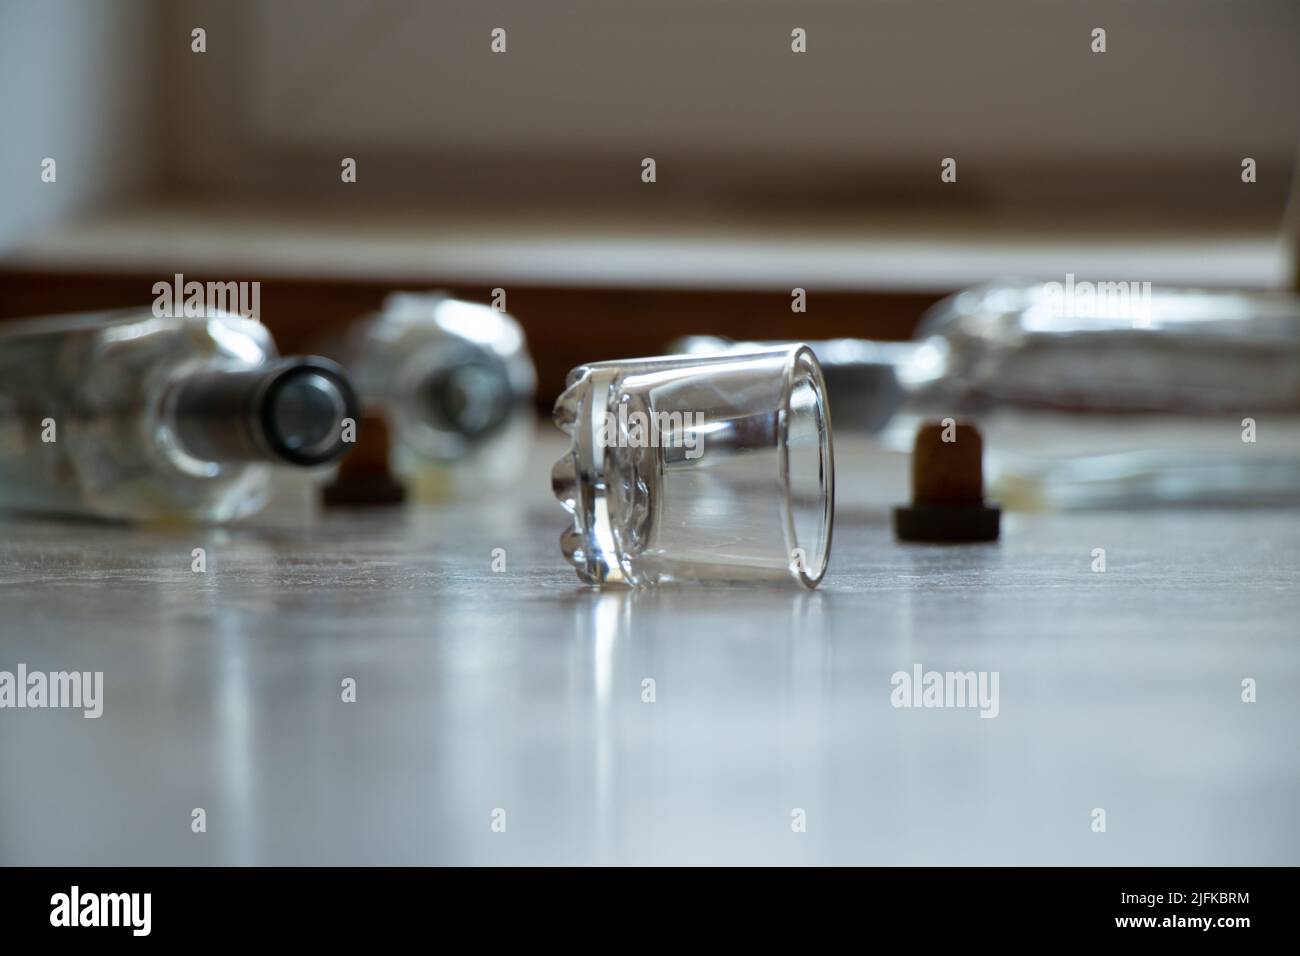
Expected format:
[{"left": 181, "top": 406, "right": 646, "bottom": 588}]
[
  {"left": 417, "top": 354, "right": 515, "bottom": 441},
  {"left": 165, "top": 358, "right": 358, "bottom": 467}
]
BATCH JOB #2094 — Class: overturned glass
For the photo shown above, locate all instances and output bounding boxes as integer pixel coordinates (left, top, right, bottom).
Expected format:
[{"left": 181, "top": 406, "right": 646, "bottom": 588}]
[
  {"left": 552, "top": 345, "right": 834, "bottom": 588},
  {"left": 0, "top": 310, "right": 358, "bottom": 522}
]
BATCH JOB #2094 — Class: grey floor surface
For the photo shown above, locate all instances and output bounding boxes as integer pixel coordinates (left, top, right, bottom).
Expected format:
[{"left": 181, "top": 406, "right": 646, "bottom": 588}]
[{"left": 1, "top": 435, "right": 1297, "bottom": 865}]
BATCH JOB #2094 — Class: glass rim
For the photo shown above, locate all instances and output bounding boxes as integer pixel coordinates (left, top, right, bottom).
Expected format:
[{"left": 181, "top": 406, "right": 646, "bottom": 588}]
[{"left": 779, "top": 343, "right": 835, "bottom": 589}]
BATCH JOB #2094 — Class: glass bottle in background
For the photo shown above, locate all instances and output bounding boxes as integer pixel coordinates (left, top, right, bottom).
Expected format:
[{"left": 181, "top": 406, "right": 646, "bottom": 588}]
[
  {"left": 325, "top": 292, "right": 537, "bottom": 499},
  {"left": 676, "top": 282, "right": 1300, "bottom": 509},
  {"left": 0, "top": 309, "right": 359, "bottom": 522},
  {"left": 890, "top": 283, "right": 1300, "bottom": 509}
]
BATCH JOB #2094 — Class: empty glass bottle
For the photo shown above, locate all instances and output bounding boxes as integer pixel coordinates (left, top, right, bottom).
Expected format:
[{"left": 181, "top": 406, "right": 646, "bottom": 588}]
[
  {"left": 327, "top": 292, "right": 536, "bottom": 497},
  {"left": 0, "top": 309, "right": 358, "bottom": 522},
  {"left": 677, "top": 282, "right": 1300, "bottom": 508}
]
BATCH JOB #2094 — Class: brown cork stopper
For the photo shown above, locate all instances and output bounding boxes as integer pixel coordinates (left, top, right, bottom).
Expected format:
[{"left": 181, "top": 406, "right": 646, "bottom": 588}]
[
  {"left": 322, "top": 413, "right": 406, "bottom": 506},
  {"left": 893, "top": 419, "right": 999, "bottom": 543},
  {"left": 911, "top": 420, "right": 984, "bottom": 504}
]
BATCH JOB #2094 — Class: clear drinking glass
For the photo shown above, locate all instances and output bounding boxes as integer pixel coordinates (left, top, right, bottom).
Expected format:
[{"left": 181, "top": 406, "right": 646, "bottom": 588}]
[{"left": 552, "top": 345, "right": 834, "bottom": 588}]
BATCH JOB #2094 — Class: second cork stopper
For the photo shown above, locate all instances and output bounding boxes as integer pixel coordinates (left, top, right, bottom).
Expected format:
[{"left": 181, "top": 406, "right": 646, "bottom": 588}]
[{"left": 892, "top": 419, "right": 1001, "bottom": 542}]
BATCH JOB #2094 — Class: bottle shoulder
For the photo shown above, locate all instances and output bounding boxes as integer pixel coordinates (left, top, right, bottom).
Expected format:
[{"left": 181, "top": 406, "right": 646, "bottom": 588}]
[{"left": 0, "top": 311, "right": 275, "bottom": 368}]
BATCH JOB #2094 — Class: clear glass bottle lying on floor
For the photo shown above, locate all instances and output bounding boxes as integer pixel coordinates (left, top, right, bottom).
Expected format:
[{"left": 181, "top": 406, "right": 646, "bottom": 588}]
[
  {"left": 325, "top": 293, "right": 537, "bottom": 499},
  {"left": 553, "top": 345, "right": 834, "bottom": 588},
  {"left": 0, "top": 310, "right": 359, "bottom": 522},
  {"left": 676, "top": 283, "right": 1300, "bottom": 509}
]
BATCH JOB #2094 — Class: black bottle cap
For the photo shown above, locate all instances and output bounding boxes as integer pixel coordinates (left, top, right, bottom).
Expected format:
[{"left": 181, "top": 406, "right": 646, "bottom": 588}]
[
  {"left": 258, "top": 359, "right": 359, "bottom": 466},
  {"left": 419, "top": 356, "right": 513, "bottom": 440}
]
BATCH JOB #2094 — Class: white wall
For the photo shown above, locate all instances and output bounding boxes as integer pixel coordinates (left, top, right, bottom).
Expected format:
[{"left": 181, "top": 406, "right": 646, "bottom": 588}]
[
  {"left": 0, "top": 0, "right": 160, "bottom": 252},
  {"left": 160, "top": 0, "right": 1300, "bottom": 206},
  {"left": 2, "top": 0, "right": 1296, "bottom": 237}
]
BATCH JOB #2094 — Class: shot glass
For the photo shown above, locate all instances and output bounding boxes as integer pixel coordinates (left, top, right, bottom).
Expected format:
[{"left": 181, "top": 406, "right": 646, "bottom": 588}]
[{"left": 552, "top": 345, "right": 834, "bottom": 588}]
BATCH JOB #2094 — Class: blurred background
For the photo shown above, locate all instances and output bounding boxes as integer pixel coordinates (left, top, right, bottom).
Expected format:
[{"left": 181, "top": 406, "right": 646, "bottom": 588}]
[{"left": 2, "top": 0, "right": 1297, "bottom": 408}]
